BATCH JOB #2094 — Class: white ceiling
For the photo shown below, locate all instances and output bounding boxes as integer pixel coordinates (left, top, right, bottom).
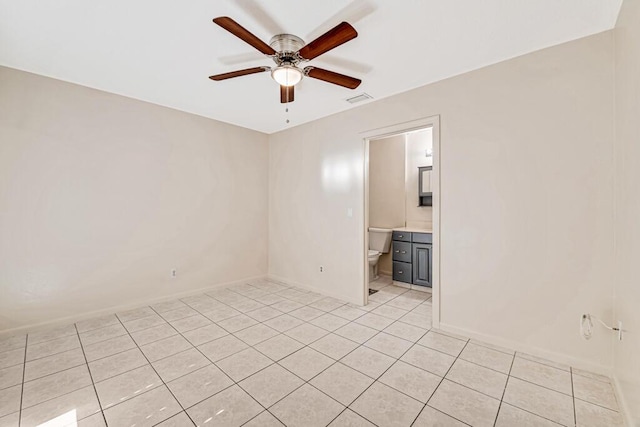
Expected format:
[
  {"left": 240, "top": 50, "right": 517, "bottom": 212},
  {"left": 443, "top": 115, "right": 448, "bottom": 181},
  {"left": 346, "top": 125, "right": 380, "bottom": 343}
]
[{"left": 0, "top": 0, "right": 622, "bottom": 134}]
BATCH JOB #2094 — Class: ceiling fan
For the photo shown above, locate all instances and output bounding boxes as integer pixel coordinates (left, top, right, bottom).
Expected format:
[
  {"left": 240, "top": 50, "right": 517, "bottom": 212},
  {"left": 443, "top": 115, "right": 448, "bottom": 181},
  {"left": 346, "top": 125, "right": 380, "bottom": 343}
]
[{"left": 209, "top": 17, "right": 362, "bottom": 103}]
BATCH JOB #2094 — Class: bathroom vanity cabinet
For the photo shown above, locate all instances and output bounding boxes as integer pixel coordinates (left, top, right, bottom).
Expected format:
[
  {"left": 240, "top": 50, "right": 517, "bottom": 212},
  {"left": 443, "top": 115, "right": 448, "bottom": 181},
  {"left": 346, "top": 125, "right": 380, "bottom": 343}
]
[{"left": 392, "top": 231, "right": 432, "bottom": 287}]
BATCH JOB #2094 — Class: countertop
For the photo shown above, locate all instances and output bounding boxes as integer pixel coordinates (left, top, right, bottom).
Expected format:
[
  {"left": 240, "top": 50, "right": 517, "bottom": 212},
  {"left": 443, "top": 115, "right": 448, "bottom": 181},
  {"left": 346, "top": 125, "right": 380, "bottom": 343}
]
[{"left": 393, "top": 226, "right": 433, "bottom": 234}]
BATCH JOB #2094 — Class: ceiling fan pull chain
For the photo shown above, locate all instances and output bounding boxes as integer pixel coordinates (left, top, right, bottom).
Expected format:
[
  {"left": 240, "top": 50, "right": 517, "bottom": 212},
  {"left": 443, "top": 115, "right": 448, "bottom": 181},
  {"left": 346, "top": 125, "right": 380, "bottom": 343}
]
[{"left": 285, "top": 106, "right": 290, "bottom": 124}]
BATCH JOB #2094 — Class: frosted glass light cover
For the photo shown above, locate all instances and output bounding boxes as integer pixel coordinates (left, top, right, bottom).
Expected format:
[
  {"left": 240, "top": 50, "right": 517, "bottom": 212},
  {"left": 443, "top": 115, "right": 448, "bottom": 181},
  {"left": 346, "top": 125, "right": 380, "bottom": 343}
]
[{"left": 272, "top": 66, "right": 303, "bottom": 86}]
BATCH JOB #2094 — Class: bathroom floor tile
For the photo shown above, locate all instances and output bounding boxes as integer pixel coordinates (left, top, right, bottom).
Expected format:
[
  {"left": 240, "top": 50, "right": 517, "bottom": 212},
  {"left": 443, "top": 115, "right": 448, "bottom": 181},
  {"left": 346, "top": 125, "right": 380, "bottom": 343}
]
[
  {"left": 428, "top": 379, "right": 500, "bottom": 427},
  {"left": 459, "top": 343, "right": 513, "bottom": 374},
  {"left": 187, "top": 385, "right": 262, "bottom": 427},
  {"left": 418, "top": 331, "right": 467, "bottom": 357},
  {"left": 309, "top": 333, "right": 359, "bottom": 360},
  {"left": 572, "top": 373, "right": 619, "bottom": 411},
  {"left": 510, "top": 356, "right": 572, "bottom": 395},
  {"left": 310, "top": 363, "right": 373, "bottom": 406},
  {"left": 379, "top": 361, "right": 441, "bottom": 403},
  {"left": 239, "top": 363, "right": 304, "bottom": 407},
  {"left": 364, "top": 332, "right": 412, "bottom": 358},
  {"left": 279, "top": 347, "right": 334, "bottom": 381},
  {"left": 383, "top": 321, "right": 428, "bottom": 342},
  {"left": 254, "top": 334, "right": 304, "bottom": 361},
  {"left": 309, "top": 313, "right": 350, "bottom": 331},
  {"left": 216, "top": 348, "right": 272, "bottom": 382},
  {"left": 341, "top": 346, "right": 395, "bottom": 379},
  {"left": 264, "top": 314, "right": 305, "bottom": 332},
  {"left": 23, "top": 347, "right": 85, "bottom": 382},
  {"left": 400, "top": 344, "right": 455, "bottom": 377},
  {"left": 167, "top": 364, "right": 233, "bottom": 408},
  {"left": 270, "top": 384, "right": 344, "bottom": 427},
  {"left": 413, "top": 405, "right": 467, "bottom": 426},
  {"left": 574, "top": 398, "right": 623, "bottom": 426},
  {"left": 350, "top": 382, "right": 424, "bottom": 427},
  {"left": 94, "top": 365, "right": 162, "bottom": 409},
  {"left": 197, "top": 334, "right": 249, "bottom": 362},
  {"left": 152, "top": 348, "right": 210, "bottom": 383},
  {"left": 334, "top": 323, "right": 378, "bottom": 344},
  {"left": 22, "top": 364, "right": 92, "bottom": 408},
  {"left": 103, "top": 385, "right": 181, "bottom": 427},
  {"left": 235, "top": 323, "right": 279, "bottom": 346},
  {"left": 284, "top": 323, "right": 328, "bottom": 345},
  {"left": 328, "top": 409, "right": 376, "bottom": 426},
  {"left": 495, "top": 403, "right": 562, "bottom": 427},
  {"left": 445, "top": 358, "right": 508, "bottom": 399},
  {"left": 503, "top": 376, "right": 574, "bottom": 426}
]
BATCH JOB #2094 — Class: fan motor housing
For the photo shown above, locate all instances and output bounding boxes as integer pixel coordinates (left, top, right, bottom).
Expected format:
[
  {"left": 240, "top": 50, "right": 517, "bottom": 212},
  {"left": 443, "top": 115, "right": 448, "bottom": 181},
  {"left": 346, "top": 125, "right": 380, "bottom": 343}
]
[{"left": 270, "top": 34, "right": 305, "bottom": 65}]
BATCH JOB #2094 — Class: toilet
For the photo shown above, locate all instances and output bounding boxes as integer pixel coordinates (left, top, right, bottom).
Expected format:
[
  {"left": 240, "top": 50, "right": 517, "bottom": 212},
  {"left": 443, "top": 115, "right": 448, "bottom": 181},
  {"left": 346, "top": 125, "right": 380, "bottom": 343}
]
[{"left": 368, "top": 227, "right": 393, "bottom": 281}]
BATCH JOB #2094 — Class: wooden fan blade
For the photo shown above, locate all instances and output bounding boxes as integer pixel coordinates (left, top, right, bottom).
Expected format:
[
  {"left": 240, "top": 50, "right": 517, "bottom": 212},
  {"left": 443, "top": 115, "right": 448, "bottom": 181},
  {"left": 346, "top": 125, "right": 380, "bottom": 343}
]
[
  {"left": 280, "top": 85, "right": 295, "bottom": 103},
  {"left": 304, "top": 67, "right": 361, "bottom": 89},
  {"left": 213, "top": 16, "right": 276, "bottom": 56},
  {"left": 298, "top": 22, "right": 357, "bottom": 60},
  {"left": 209, "top": 67, "right": 269, "bottom": 81}
]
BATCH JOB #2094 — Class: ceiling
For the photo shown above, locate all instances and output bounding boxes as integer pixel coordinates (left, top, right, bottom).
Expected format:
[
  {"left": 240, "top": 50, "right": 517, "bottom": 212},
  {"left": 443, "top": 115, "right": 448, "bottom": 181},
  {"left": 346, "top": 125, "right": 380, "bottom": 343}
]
[{"left": 0, "top": 0, "right": 622, "bottom": 134}]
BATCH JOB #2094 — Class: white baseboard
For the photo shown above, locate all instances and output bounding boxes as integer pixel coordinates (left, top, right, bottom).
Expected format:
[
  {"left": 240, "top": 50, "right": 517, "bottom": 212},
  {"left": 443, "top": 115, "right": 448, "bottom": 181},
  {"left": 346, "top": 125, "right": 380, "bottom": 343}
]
[
  {"left": 267, "top": 274, "right": 361, "bottom": 306},
  {"left": 0, "top": 275, "right": 268, "bottom": 338},
  {"left": 612, "top": 375, "right": 635, "bottom": 427},
  {"left": 438, "top": 322, "right": 614, "bottom": 377}
]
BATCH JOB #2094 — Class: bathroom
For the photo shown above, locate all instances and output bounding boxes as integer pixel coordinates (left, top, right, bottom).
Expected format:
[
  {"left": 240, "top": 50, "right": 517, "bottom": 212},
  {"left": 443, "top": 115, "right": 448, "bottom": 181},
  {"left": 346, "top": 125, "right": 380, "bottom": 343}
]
[{"left": 367, "top": 127, "right": 434, "bottom": 293}]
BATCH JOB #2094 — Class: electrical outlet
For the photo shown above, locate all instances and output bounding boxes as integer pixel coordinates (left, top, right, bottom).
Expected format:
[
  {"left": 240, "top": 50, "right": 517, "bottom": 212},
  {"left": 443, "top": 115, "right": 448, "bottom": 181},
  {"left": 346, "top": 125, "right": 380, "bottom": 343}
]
[
  {"left": 320, "top": 266, "right": 324, "bottom": 273},
  {"left": 171, "top": 269, "right": 177, "bottom": 278}
]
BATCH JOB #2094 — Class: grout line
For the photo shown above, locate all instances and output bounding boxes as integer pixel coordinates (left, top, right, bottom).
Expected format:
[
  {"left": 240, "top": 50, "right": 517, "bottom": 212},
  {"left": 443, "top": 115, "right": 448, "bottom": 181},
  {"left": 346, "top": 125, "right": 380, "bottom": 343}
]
[
  {"left": 17, "top": 335, "right": 27, "bottom": 427},
  {"left": 73, "top": 323, "right": 108, "bottom": 427},
  {"left": 492, "top": 345, "right": 516, "bottom": 427}
]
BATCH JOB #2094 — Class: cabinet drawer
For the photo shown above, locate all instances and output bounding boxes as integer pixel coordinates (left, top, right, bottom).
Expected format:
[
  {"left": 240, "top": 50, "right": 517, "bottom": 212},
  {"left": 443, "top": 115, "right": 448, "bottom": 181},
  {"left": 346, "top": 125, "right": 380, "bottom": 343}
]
[
  {"left": 392, "top": 231, "right": 411, "bottom": 242},
  {"left": 412, "top": 233, "right": 432, "bottom": 244},
  {"left": 392, "top": 241, "right": 412, "bottom": 263},
  {"left": 393, "top": 262, "right": 412, "bottom": 284}
]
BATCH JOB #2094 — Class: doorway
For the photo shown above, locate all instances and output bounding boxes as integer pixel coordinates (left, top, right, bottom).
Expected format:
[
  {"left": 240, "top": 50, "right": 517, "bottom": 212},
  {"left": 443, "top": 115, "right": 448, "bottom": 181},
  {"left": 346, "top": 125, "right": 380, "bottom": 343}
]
[{"left": 362, "top": 116, "right": 441, "bottom": 328}]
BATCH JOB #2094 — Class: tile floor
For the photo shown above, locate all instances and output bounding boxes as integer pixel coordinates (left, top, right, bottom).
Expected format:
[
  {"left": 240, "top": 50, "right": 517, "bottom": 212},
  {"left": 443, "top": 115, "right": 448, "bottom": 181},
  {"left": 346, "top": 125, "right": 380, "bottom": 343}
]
[{"left": 0, "top": 276, "right": 624, "bottom": 426}]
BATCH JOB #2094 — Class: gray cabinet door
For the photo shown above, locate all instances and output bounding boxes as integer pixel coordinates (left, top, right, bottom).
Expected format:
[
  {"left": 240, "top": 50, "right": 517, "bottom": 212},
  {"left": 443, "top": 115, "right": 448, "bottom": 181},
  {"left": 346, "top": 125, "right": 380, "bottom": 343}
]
[
  {"left": 412, "top": 243, "right": 432, "bottom": 287},
  {"left": 392, "top": 241, "right": 412, "bottom": 263}
]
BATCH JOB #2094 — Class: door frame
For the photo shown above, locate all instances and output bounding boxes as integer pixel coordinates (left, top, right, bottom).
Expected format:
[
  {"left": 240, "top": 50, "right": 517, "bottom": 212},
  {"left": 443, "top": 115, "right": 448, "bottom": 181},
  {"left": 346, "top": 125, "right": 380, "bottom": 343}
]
[{"left": 361, "top": 115, "right": 441, "bottom": 328}]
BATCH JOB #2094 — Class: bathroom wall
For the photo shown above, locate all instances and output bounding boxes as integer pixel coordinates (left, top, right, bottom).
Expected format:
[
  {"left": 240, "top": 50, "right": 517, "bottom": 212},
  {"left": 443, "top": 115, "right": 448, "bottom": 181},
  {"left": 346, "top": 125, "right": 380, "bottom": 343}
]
[
  {"left": 613, "top": 0, "right": 640, "bottom": 422},
  {"left": 405, "top": 129, "right": 433, "bottom": 230},
  {"left": 269, "top": 31, "right": 615, "bottom": 371},
  {"left": 0, "top": 66, "right": 269, "bottom": 333},
  {"left": 368, "top": 135, "right": 405, "bottom": 275}
]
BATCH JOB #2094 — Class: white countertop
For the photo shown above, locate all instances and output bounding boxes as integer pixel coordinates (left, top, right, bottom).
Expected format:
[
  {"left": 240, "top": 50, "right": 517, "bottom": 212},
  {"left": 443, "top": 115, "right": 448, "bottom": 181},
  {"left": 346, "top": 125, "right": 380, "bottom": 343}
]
[{"left": 393, "top": 227, "right": 433, "bottom": 234}]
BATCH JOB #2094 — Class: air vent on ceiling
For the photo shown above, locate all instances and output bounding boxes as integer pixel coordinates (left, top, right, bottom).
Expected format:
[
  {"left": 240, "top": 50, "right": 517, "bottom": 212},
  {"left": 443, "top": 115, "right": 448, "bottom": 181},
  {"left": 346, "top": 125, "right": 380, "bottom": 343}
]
[{"left": 345, "top": 93, "right": 373, "bottom": 104}]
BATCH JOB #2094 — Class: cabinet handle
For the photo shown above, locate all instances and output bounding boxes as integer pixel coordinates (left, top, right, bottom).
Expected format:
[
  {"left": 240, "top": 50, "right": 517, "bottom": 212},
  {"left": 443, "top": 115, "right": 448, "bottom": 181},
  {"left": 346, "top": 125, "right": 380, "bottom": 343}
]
[
  {"left": 398, "top": 271, "right": 403, "bottom": 274},
  {"left": 395, "top": 250, "right": 400, "bottom": 253},
  {"left": 398, "top": 235, "right": 403, "bottom": 238},
  {"left": 401, "top": 251, "right": 406, "bottom": 254}
]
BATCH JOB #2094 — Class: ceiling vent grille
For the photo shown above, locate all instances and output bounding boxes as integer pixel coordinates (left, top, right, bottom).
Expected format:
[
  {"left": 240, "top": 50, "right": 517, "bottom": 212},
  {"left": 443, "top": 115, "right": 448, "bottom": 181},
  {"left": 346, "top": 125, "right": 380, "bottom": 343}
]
[{"left": 345, "top": 93, "right": 373, "bottom": 104}]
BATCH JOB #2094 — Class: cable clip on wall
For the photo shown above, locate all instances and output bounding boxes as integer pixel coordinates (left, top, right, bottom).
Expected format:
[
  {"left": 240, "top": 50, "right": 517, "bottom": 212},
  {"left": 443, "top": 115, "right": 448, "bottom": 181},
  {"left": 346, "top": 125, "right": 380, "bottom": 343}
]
[{"left": 580, "top": 314, "right": 623, "bottom": 341}]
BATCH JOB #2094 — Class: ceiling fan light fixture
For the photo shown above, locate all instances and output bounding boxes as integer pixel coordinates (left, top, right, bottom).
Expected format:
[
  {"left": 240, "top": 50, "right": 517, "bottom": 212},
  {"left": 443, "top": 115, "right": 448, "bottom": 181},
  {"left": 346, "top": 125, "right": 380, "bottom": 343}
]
[{"left": 272, "top": 65, "right": 303, "bottom": 87}]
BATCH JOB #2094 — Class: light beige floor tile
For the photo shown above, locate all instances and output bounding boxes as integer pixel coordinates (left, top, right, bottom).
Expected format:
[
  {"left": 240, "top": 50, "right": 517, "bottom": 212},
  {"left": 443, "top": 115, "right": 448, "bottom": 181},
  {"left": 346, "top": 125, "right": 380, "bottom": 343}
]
[
  {"left": 328, "top": 409, "right": 376, "bottom": 426},
  {"left": 379, "top": 361, "right": 441, "bottom": 403},
  {"left": 370, "top": 305, "right": 409, "bottom": 320},
  {"left": 355, "top": 313, "right": 396, "bottom": 331},
  {"left": 331, "top": 306, "right": 368, "bottom": 321},
  {"left": 95, "top": 364, "right": 162, "bottom": 409},
  {"left": 428, "top": 379, "right": 500, "bottom": 427},
  {"left": 27, "top": 325, "right": 77, "bottom": 346},
  {"left": 151, "top": 299, "right": 187, "bottom": 313},
  {"left": 334, "top": 323, "right": 378, "bottom": 344},
  {"left": 152, "top": 348, "right": 210, "bottom": 383},
  {"left": 399, "top": 311, "right": 431, "bottom": 328},
  {"left": 184, "top": 295, "right": 224, "bottom": 312},
  {"left": 216, "top": 348, "right": 272, "bottom": 382},
  {"left": 284, "top": 323, "right": 328, "bottom": 345},
  {"left": 202, "top": 306, "right": 241, "bottom": 323},
  {"left": 76, "top": 315, "right": 119, "bottom": 334},
  {"left": 517, "top": 352, "right": 570, "bottom": 372},
  {"left": 254, "top": 334, "right": 304, "bottom": 361},
  {"left": 117, "top": 307, "right": 156, "bottom": 323},
  {"left": 264, "top": 314, "right": 305, "bottom": 332},
  {"left": 310, "top": 363, "right": 373, "bottom": 406},
  {"left": 103, "top": 385, "right": 181, "bottom": 427},
  {"left": 239, "top": 363, "right": 303, "bottom": 407},
  {"left": 310, "top": 313, "right": 350, "bottom": 331},
  {"left": 83, "top": 335, "right": 136, "bottom": 362},
  {"left": 574, "top": 398, "right": 623, "bottom": 427},
  {"left": 0, "top": 366, "right": 23, "bottom": 390},
  {"left": 0, "top": 386, "right": 20, "bottom": 418},
  {"left": 341, "top": 346, "right": 395, "bottom": 379},
  {"left": 181, "top": 323, "right": 227, "bottom": 346},
  {"left": 400, "top": 344, "right": 455, "bottom": 377},
  {"left": 0, "top": 336, "right": 26, "bottom": 354},
  {"left": 572, "top": 368, "right": 611, "bottom": 383},
  {"left": 289, "top": 306, "right": 325, "bottom": 322},
  {"left": 0, "top": 349, "right": 25, "bottom": 370},
  {"left": 309, "top": 334, "right": 359, "bottom": 360},
  {"left": 79, "top": 324, "right": 128, "bottom": 347},
  {"left": 230, "top": 299, "right": 266, "bottom": 313},
  {"left": 388, "top": 297, "right": 423, "bottom": 312},
  {"left": 154, "top": 411, "right": 195, "bottom": 426},
  {"left": 122, "top": 314, "right": 166, "bottom": 333},
  {"left": 139, "top": 334, "right": 192, "bottom": 362},
  {"left": 253, "top": 292, "right": 287, "bottom": 305},
  {"left": 244, "top": 411, "right": 285, "bottom": 426},
  {"left": 573, "top": 373, "right": 618, "bottom": 410},
  {"left": 24, "top": 347, "right": 85, "bottom": 382},
  {"left": 413, "top": 405, "right": 467, "bottom": 426},
  {"left": 418, "top": 331, "right": 467, "bottom": 357},
  {"left": 198, "top": 335, "right": 248, "bottom": 362},
  {"left": 469, "top": 339, "right": 515, "bottom": 355},
  {"left": 19, "top": 386, "right": 100, "bottom": 427},
  {"left": 459, "top": 343, "right": 513, "bottom": 374},
  {"left": 310, "top": 298, "right": 345, "bottom": 312},
  {"left": 159, "top": 306, "right": 198, "bottom": 322},
  {"left": 167, "top": 364, "right": 233, "bottom": 408},
  {"left": 351, "top": 381, "right": 423, "bottom": 427},
  {"left": 279, "top": 347, "right": 334, "bottom": 381},
  {"left": 495, "top": 403, "right": 562, "bottom": 427},
  {"left": 187, "top": 385, "right": 262, "bottom": 427},
  {"left": 364, "top": 332, "right": 412, "bottom": 358},
  {"left": 235, "top": 324, "right": 279, "bottom": 346},
  {"left": 503, "top": 377, "right": 574, "bottom": 426},
  {"left": 270, "top": 299, "right": 305, "bottom": 313},
  {"left": 0, "top": 412, "right": 18, "bottom": 426},
  {"left": 130, "top": 323, "right": 177, "bottom": 346},
  {"left": 246, "top": 306, "right": 283, "bottom": 322},
  {"left": 217, "top": 314, "right": 259, "bottom": 333},
  {"left": 25, "top": 335, "right": 80, "bottom": 362},
  {"left": 271, "top": 384, "right": 344, "bottom": 427},
  {"left": 510, "top": 357, "right": 572, "bottom": 395},
  {"left": 446, "top": 358, "right": 508, "bottom": 399},
  {"left": 170, "top": 314, "right": 212, "bottom": 333},
  {"left": 383, "top": 321, "right": 429, "bottom": 342},
  {"left": 89, "top": 348, "right": 148, "bottom": 382},
  {"left": 77, "top": 412, "right": 107, "bottom": 427},
  {"left": 22, "top": 364, "right": 92, "bottom": 409}
]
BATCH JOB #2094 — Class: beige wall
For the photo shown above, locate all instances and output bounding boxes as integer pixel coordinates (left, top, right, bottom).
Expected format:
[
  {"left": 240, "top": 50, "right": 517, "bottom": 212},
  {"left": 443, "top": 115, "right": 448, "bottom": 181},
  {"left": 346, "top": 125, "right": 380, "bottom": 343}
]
[
  {"left": 269, "top": 32, "right": 615, "bottom": 371},
  {"left": 0, "top": 66, "right": 269, "bottom": 333},
  {"left": 369, "top": 135, "right": 405, "bottom": 275},
  {"left": 614, "top": 0, "right": 640, "bottom": 423},
  {"left": 405, "top": 129, "right": 433, "bottom": 230}
]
